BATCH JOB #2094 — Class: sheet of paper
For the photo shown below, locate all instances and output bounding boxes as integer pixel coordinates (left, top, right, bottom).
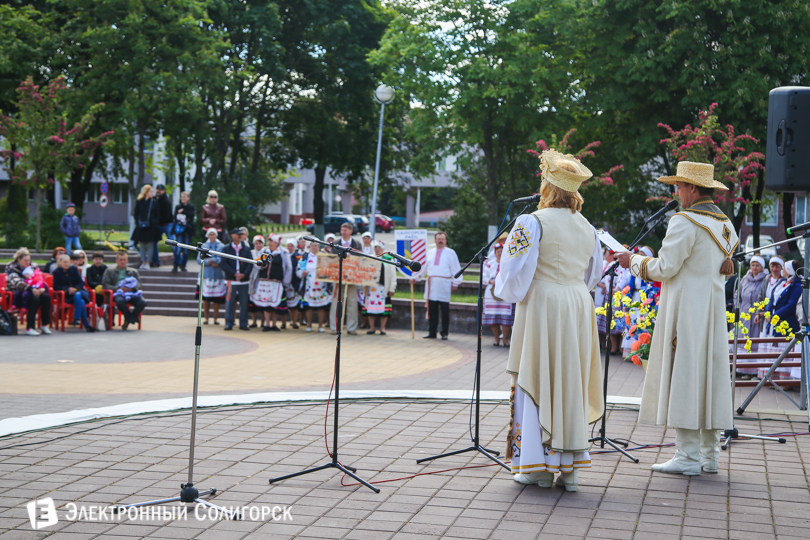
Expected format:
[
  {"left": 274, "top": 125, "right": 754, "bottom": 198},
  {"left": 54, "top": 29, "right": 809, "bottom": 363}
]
[{"left": 596, "top": 230, "right": 628, "bottom": 253}]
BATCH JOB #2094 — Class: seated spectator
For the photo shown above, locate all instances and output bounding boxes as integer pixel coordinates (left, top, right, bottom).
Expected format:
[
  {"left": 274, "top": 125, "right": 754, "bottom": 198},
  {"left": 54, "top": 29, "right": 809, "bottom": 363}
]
[
  {"left": 44, "top": 247, "right": 67, "bottom": 274},
  {"left": 52, "top": 254, "right": 96, "bottom": 332},
  {"left": 73, "top": 249, "right": 90, "bottom": 280},
  {"left": 102, "top": 252, "right": 147, "bottom": 330},
  {"left": 86, "top": 252, "right": 108, "bottom": 294},
  {"left": 6, "top": 247, "right": 53, "bottom": 336}
]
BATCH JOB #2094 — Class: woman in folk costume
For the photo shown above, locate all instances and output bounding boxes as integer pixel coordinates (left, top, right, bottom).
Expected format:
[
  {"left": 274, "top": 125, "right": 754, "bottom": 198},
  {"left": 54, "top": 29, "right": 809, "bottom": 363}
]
[
  {"left": 198, "top": 228, "right": 227, "bottom": 325},
  {"left": 249, "top": 233, "right": 292, "bottom": 331},
  {"left": 619, "top": 245, "right": 657, "bottom": 358},
  {"left": 482, "top": 242, "right": 515, "bottom": 347},
  {"left": 494, "top": 150, "right": 604, "bottom": 492},
  {"left": 617, "top": 161, "right": 738, "bottom": 476},
  {"left": 297, "top": 240, "right": 332, "bottom": 332},
  {"left": 756, "top": 256, "right": 785, "bottom": 336},
  {"left": 248, "top": 235, "right": 267, "bottom": 328},
  {"left": 284, "top": 238, "right": 302, "bottom": 329},
  {"left": 364, "top": 241, "right": 397, "bottom": 335}
]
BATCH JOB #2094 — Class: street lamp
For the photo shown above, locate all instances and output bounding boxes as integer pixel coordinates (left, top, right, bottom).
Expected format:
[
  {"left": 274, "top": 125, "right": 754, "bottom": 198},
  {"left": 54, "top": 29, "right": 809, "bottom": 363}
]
[{"left": 369, "top": 84, "right": 395, "bottom": 239}]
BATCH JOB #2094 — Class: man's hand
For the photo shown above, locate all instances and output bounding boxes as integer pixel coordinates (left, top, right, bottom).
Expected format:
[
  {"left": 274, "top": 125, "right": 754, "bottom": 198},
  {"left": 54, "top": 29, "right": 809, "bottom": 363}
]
[
  {"left": 452, "top": 285, "right": 458, "bottom": 293},
  {"left": 32, "top": 288, "right": 42, "bottom": 297},
  {"left": 616, "top": 251, "right": 633, "bottom": 269},
  {"left": 301, "top": 270, "right": 308, "bottom": 278},
  {"left": 235, "top": 272, "right": 245, "bottom": 280},
  {"left": 409, "top": 278, "right": 415, "bottom": 285},
  {"left": 210, "top": 262, "right": 218, "bottom": 268}
]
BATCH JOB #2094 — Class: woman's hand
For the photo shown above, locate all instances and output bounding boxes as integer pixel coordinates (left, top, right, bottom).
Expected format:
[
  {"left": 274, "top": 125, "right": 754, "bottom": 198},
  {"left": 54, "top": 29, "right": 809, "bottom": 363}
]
[
  {"left": 210, "top": 262, "right": 218, "bottom": 267},
  {"left": 754, "top": 314, "right": 761, "bottom": 325},
  {"left": 32, "top": 288, "right": 42, "bottom": 297},
  {"left": 68, "top": 287, "right": 77, "bottom": 296},
  {"left": 302, "top": 270, "right": 308, "bottom": 278},
  {"left": 597, "top": 282, "right": 607, "bottom": 291}
]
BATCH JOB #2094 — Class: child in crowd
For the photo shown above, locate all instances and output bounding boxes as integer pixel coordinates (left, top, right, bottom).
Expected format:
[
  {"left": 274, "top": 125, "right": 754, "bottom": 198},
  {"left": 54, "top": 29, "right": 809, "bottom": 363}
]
[
  {"left": 86, "top": 252, "right": 108, "bottom": 295},
  {"left": 22, "top": 267, "right": 48, "bottom": 291},
  {"left": 59, "top": 202, "right": 82, "bottom": 254}
]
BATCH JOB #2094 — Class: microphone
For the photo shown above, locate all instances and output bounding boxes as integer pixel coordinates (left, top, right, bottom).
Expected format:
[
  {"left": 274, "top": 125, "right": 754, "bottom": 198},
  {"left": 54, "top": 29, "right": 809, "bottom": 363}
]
[
  {"left": 386, "top": 252, "right": 422, "bottom": 272},
  {"left": 787, "top": 221, "right": 810, "bottom": 235},
  {"left": 256, "top": 253, "right": 270, "bottom": 268},
  {"left": 302, "top": 235, "right": 319, "bottom": 243},
  {"left": 512, "top": 194, "right": 541, "bottom": 205},
  {"left": 645, "top": 199, "right": 678, "bottom": 223}
]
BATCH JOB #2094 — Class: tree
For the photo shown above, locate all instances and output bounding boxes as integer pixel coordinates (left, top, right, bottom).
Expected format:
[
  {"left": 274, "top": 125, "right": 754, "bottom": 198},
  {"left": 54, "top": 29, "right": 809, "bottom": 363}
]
[
  {"left": 658, "top": 103, "right": 765, "bottom": 233},
  {"left": 371, "top": 0, "right": 575, "bottom": 230},
  {"left": 0, "top": 76, "right": 110, "bottom": 250}
]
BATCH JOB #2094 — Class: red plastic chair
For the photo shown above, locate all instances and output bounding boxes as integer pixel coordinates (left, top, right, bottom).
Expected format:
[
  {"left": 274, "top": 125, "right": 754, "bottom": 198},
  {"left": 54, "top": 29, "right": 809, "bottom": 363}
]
[
  {"left": 0, "top": 274, "right": 10, "bottom": 311},
  {"left": 102, "top": 289, "right": 142, "bottom": 330},
  {"left": 54, "top": 288, "right": 98, "bottom": 331}
]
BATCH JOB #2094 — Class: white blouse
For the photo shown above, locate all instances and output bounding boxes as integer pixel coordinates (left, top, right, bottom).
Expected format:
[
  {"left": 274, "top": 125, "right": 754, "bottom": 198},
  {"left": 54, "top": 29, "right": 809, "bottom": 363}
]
[{"left": 493, "top": 214, "right": 603, "bottom": 304}]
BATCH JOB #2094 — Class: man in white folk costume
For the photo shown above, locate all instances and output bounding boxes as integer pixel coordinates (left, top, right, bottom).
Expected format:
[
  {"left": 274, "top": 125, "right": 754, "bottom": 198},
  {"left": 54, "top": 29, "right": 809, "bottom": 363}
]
[
  {"left": 617, "top": 161, "right": 738, "bottom": 475},
  {"left": 495, "top": 150, "right": 604, "bottom": 492},
  {"left": 413, "top": 231, "right": 462, "bottom": 340}
]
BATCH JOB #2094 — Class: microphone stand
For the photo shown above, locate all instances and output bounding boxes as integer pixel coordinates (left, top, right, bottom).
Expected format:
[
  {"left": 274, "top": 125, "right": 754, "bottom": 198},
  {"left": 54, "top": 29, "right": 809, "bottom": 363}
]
[
  {"left": 415, "top": 202, "right": 536, "bottom": 470},
  {"left": 111, "top": 240, "right": 269, "bottom": 519},
  {"left": 268, "top": 236, "right": 401, "bottom": 493},
  {"left": 588, "top": 215, "right": 672, "bottom": 463},
  {"left": 727, "top": 234, "right": 810, "bottom": 440}
]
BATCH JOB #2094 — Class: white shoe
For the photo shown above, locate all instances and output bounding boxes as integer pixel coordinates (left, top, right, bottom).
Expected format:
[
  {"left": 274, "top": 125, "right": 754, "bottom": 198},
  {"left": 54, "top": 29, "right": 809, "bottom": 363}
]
[
  {"left": 555, "top": 470, "right": 578, "bottom": 492},
  {"left": 651, "top": 428, "right": 701, "bottom": 476},
  {"left": 40, "top": 326, "right": 52, "bottom": 335},
  {"left": 319, "top": 327, "right": 325, "bottom": 333},
  {"left": 513, "top": 471, "right": 554, "bottom": 487},
  {"left": 700, "top": 429, "right": 720, "bottom": 473},
  {"left": 305, "top": 326, "right": 313, "bottom": 333},
  {"left": 25, "top": 328, "right": 41, "bottom": 336}
]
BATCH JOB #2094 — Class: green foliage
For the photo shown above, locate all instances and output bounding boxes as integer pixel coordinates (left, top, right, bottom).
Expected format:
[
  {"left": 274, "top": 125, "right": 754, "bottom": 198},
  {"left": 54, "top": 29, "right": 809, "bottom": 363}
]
[
  {"left": 443, "top": 178, "right": 489, "bottom": 263},
  {"left": 0, "top": 183, "right": 29, "bottom": 248}
]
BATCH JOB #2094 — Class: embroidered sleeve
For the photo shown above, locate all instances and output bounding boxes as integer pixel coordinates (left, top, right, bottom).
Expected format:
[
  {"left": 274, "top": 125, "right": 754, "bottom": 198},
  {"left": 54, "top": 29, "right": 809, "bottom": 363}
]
[{"left": 494, "top": 214, "right": 542, "bottom": 303}]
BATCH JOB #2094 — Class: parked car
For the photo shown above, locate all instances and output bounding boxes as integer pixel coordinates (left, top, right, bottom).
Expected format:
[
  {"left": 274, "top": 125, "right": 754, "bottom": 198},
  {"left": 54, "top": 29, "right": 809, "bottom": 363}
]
[
  {"left": 347, "top": 214, "right": 369, "bottom": 234},
  {"left": 306, "top": 215, "right": 358, "bottom": 235},
  {"left": 744, "top": 235, "right": 779, "bottom": 264},
  {"left": 368, "top": 214, "right": 395, "bottom": 233}
]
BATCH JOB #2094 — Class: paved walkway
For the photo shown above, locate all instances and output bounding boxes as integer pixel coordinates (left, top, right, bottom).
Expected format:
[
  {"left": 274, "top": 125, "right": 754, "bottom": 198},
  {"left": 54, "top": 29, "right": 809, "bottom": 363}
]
[{"left": 1, "top": 315, "right": 808, "bottom": 539}]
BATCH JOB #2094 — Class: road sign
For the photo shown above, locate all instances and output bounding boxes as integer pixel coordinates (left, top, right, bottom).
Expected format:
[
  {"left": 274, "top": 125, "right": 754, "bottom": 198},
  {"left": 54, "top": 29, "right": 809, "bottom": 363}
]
[
  {"left": 100, "top": 182, "right": 109, "bottom": 194},
  {"left": 99, "top": 194, "right": 109, "bottom": 208}
]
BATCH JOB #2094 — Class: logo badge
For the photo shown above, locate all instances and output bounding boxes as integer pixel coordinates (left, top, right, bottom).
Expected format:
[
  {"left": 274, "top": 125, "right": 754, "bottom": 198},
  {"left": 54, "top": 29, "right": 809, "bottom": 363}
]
[{"left": 26, "top": 498, "right": 58, "bottom": 530}]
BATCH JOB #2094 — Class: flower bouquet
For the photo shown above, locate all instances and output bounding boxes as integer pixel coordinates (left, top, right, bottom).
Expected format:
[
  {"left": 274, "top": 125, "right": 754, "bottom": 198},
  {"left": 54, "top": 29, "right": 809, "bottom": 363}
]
[{"left": 596, "top": 284, "right": 659, "bottom": 370}]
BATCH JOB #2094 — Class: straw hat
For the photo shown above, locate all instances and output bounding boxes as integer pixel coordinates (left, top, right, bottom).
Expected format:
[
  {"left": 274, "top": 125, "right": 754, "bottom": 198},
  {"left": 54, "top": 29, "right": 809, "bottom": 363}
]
[
  {"left": 658, "top": 161, "right": 728, "bottom": 190},
  {"left": 540, "top": 150, "right": 593, "bottom": 193}
]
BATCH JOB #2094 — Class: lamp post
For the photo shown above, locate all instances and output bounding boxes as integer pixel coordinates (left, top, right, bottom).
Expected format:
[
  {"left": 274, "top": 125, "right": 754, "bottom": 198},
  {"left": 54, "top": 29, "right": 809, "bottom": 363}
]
[{"left": 370, "top": 84, "right": 394, "bottom": 239}]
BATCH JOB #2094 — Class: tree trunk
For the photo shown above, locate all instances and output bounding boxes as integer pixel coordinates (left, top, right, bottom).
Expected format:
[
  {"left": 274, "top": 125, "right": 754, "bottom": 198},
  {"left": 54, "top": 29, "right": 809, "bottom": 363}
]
[
  {"left": 34, "top": 188, "right": 42, "bottom": 252},
  {"left": 174, "top": 139, "right": 186, "bottom": 192},
  {"left": 251, "top": 85, "right": 270, "bottom": 173},
  {"left": 138, "top": 129, "right": 146, "bottom": 187},
  {"left": 752, "top": 169, "right": 765, "bottom": 249},
  {"left": 314, "top": 166, "right": 326, "bottom": 224},
  {"left": 783, "top": 192, "right": 798, "bottom": 253},
  {"left": 69, "top": 146, "right": 104, "bottom": 213}
]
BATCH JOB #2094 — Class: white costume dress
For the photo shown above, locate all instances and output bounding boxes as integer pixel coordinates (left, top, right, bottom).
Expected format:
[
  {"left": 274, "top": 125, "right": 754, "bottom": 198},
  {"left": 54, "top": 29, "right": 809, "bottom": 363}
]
[
  {"left": 495, "top": 208, "right": 603, "bottom": 474},
  {"left": 298, "top": 253, "right": 332, "bottom": 308}
]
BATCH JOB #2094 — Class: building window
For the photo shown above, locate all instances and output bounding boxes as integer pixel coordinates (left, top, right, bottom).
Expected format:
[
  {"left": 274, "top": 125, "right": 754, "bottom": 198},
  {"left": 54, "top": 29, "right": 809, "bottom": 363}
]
[
  {"left": 112, "top": 184, "right": 129, "bottom": 204},
  {"left": 797, "top": 196, "right": 808, "bottom": 225},
  {"left": 746, "top": 200, "right": 779, "bottom": 227}
]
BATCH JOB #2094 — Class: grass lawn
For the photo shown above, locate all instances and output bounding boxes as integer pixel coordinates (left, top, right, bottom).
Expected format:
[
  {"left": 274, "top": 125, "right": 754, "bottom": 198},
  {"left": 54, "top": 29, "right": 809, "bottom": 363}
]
[{"left": 392, "top": 290, "right": 479, "bottom": 305}]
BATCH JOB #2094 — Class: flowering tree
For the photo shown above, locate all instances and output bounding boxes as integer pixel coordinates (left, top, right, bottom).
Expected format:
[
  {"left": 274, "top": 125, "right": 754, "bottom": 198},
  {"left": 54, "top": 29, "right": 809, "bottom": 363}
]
[
  {"left": 658, "top": 103, "right": 765, "bottom": 233},
  {"left": 0, "top": 76, "right": 111, "bottom": 250},
  {"left": 528, "top": 128, "right": 624, "bottom": 187}
]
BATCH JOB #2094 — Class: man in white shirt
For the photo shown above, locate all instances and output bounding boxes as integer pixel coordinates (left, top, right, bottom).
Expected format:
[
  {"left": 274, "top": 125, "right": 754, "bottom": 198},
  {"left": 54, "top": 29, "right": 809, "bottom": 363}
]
[
  {"left": 413, "top": 231, "right": 462, "bottom": 340},
  {"left": 329, "top": 222, "right": 362, "bottom": 334}
]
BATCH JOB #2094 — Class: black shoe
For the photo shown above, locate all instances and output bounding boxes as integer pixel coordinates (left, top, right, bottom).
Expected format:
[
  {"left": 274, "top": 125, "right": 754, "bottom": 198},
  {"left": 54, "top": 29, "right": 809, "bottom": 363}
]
[
  {"left": 122, "top": 321, "right": 130, "bottom": 331},
  {"left": 269, "top": 326, "right": 280, "bottom": 332},
  {"left": 423, "top": 334, "right": 437, "bottom": 339},
  {"left": 291, "top": 323, "right": 299, "bottom": 329},
  {"left": 249, "top": 323, "right": 258, "bottom": 328},
  {"left": 224, "top": 325, "right": 233, "bottom": 331},
  {"left": 441, "top": 335, "right": 448, "bottom": 340},
  {"left": 180, "top": 266, "right": 188, "bottom": 272},
  {"left": 85, "top": 325, "right": 97, "bottom": 333},
  {"left": 367, "top": 330, "right": 376, "bottom": 335},
  {"left": 262, "top": 326, "right": 272, "bottom": 332},
  {"left": 239, "top": 326, "right": 250, "bottom": 331},
  {"left": 171, "top": 265, "right": 178, "bottom": 274}
]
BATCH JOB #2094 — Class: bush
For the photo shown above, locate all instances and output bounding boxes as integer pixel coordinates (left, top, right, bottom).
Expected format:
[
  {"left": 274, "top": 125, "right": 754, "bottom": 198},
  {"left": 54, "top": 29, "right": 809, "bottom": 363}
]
[{"left": 444, "top": 183, "right": 488, "bottom": 262}]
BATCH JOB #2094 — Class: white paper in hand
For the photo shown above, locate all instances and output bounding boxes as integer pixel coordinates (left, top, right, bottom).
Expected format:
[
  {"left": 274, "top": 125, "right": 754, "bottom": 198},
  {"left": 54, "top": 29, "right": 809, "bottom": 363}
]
[{"left": 596, "top": 230, "right": 628, "bottom": 253}]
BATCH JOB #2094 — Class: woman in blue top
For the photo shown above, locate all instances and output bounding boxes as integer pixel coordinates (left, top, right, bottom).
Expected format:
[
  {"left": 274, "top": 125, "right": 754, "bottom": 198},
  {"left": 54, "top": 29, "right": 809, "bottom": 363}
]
[
  {"left": 198, "top": 228, "right": 227, "bottom": 324},
  {"left": 765, "top": 259, "right": 802, "bottom": 336},
  {"left": 51, "top": 254, "right": 96, "bottom": 332}
]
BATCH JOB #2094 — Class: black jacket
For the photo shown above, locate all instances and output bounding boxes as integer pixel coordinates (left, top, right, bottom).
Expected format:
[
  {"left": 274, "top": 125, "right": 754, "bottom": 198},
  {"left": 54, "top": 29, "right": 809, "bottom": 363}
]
[
  {"left": 156, "top": 193, "right": 174, "bottom": 226},
  {"left": 220, "top": 243, "right": 253, "bottom": 282},
  {"left": 86, "top": 264, "right": 108, "bottom": 289},
  {"left": 172, "top": 202, "right": 196, "bottom": 236},
  {"left": 131, "top": 198, "right": 161, "bottom": 243}
]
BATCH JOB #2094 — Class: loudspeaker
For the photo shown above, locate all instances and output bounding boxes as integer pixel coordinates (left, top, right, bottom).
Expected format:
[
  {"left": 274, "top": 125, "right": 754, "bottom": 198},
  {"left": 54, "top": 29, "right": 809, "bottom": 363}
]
[{"left": 765, "top": 86, "right": 810, "bottom": 192}]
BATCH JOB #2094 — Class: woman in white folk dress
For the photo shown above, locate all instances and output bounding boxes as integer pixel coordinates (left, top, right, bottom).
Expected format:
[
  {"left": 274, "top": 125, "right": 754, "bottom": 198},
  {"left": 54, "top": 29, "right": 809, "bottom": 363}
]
[
  {"left": 248, "top": 235, "right": 266, "bottom": 328},
  {"left": 364, "top": 241, "right": 397, "bottom": 335},
  {"left": 494, "top": 150, "right": 604, "bottom": 492},
  {"left": 198, "top": 228, "right": 227, "bottom": 325},
  {"left": 249, "top": 234, "right": 292, "bottom": 331},
  {"left": 482, "top": 242, "right": 515, "bottom": 347},
  {"left": 298, "top": 241, "right": 332, "bottom": 332},
  {"left": 284, "top": 238, "right": 302, "bottom": 329}
]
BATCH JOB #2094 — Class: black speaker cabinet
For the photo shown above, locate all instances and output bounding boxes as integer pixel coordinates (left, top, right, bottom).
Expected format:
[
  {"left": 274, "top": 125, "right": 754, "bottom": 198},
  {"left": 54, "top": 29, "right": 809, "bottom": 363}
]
[{"left": 765, "top": 86, "right": 810, "bottom": 192}]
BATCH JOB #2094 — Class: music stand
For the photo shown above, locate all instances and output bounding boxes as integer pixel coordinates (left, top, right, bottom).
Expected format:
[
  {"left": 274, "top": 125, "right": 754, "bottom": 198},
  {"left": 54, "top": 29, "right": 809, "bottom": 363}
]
[
  {"left": 267, "top": 236, "right": 401, "bottom": 493},
  {"left": 111, "top": 240, "right": 268, "bottom": 518}
]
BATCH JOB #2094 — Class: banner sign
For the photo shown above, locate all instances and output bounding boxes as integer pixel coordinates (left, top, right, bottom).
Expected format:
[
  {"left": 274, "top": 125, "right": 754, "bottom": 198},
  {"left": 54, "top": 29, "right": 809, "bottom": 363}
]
[
  {"left": 315, "top": 253, "right": 380, "bottom": 286},
  {"left": 394, "top": 229, "right": 428, "bottom": 277}
]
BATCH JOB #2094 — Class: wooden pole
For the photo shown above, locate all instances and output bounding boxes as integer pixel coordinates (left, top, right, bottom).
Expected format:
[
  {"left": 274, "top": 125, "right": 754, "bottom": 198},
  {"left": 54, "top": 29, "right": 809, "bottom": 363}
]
[{"left": 410, "top": 282, "right": 415, "bottom": 339}]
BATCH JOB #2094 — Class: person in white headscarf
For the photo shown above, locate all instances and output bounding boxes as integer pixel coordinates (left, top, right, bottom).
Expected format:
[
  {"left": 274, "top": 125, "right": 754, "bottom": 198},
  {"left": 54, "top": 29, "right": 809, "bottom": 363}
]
[
  {"left": 734, "top": 255, "right": 767, "bottom": 377},
  {"left": 363, "top": 240, "right": 397, "bottom": 335},
  {"left": 755, "top": 256, "right": 784, "bottom": 335},
  {"left": 249, "top": 233, "right": 292, "bottom": 331}
]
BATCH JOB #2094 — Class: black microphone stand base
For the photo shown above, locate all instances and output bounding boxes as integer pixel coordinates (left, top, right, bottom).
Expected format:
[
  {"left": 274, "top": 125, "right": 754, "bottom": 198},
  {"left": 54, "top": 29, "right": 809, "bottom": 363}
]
[
  {"left": 720, "top": 428, "right": 786, "bottom": 451},
  {"left": 269, "top": 462, "right": 379, "bottom": 493},
  {"left": 588, "top": 430, "right": 639, "bottom": 463},
  {"left": 416, "top": 444, "right": 507, "bottom": 468},
  {"left": 110, "top": 484, "right": 241, "bottom": 519}
]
